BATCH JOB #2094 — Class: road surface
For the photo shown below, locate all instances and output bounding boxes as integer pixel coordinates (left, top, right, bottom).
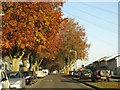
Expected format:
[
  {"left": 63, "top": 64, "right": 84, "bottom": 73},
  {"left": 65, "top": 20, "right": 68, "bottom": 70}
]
[{"left": 26, "top": 74, "right": 94, "bottom": 89}]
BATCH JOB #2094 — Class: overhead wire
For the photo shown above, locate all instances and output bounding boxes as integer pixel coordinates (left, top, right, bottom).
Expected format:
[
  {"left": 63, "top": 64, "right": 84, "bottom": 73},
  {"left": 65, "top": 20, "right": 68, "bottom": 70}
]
[
  {"left": 62, "top": 9, "right": 118, "bottom": 34},
  {"left": 62, "top": 9, "right": 118, "bottom": 48},
  {"left": 66, "top": 5, "right": 117, "bottom": 26},
  {"left": 79, "top": 2, "right": 118, "bottom": 15}
]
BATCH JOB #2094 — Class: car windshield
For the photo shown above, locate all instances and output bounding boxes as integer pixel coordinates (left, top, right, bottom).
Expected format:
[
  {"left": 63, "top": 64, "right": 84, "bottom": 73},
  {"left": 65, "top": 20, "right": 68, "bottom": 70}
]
[
  {"left": 82, "top": 69, "right": 92, "bottom": 73},
  {"left": 7, "top": 72, "right": 20, "bottom": 78}
]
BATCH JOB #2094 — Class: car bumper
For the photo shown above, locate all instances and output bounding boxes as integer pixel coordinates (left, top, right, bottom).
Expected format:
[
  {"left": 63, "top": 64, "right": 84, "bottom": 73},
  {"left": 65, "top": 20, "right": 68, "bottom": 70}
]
[
  {"left": 10, "top": 84, "right": 24, "bottom": 89},
  {"left": 96, "top": 75, "right": 111, "bottom": 79},
  {"left": 37, "top": 75, "right": 44, "bottom": 78}
]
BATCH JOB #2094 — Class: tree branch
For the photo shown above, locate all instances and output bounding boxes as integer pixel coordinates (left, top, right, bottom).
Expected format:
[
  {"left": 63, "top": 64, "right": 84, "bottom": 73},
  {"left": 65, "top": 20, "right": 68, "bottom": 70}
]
[{"left": 19, "top": 49, "right": 25, "bottom": 60}]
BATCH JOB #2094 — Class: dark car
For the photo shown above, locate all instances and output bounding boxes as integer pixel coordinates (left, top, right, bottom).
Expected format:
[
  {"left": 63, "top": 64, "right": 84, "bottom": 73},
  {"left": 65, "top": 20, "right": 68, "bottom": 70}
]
[
  {"left": 88, "top": 65, "right": 111, "bottom": 82},
  {"left": 71, "top": 70, "right": 81, "bottom": 78},
  {"left": 79, "top": 69, "right": 92, "bottom": 79},
  {"left": 22, "top": 71, "right": 33, "bottom": 85},
  {"left": 69, "top": 71, "right": 75, "bottom": 76},
  {"left": 29, "top": 71, "right": 37, "bottom": 81}
]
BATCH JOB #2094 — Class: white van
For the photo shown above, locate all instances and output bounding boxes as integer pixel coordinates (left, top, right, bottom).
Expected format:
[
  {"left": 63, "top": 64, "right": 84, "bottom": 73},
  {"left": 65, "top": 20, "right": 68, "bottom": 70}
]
[
  {"left": 0, "top": 70, "right": 10, "bottom": 90},
  {"left": 35, "top": 71, "right": 44, "bottom": 78}
]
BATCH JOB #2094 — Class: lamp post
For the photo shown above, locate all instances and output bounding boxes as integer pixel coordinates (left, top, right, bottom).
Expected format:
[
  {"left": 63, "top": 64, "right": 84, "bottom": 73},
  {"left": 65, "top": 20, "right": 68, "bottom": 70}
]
[{"left": 69, "top": 50, "right": 78, "bottom": 70}]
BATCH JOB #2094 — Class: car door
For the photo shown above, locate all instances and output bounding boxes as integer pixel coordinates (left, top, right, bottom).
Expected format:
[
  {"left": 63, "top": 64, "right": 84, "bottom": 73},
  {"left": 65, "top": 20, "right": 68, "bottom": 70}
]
[
  {"left": 20, "top": 72, "right": 25, "bottom": 88},
  {"left": 1, "top": 71, "right": 10, "bottom": 88}
]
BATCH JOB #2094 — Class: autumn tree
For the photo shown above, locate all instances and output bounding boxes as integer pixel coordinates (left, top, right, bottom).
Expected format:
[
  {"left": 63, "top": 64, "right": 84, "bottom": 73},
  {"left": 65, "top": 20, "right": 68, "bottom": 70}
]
[
  {"left": 56, "top": 18, "right": 90, "bottom": 73},
  {"left": 2, "top": 2, "right": 67, "bottom": 71}
]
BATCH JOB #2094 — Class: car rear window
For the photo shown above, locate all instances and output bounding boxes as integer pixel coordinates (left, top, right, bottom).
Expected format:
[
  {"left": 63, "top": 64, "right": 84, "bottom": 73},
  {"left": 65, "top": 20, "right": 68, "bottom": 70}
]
[
  {"left": 99, "top": 66, "right": 109, "bottom": 70},
  {"left": 86, "top": 66, "right": 96, "bottom": 72}
]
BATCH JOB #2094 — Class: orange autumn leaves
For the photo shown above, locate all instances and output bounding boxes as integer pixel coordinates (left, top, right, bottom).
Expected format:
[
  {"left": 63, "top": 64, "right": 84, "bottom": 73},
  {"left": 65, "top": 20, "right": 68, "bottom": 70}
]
[
  {"left": 2, "top": 2, "right": 90, "bottom": 61},
  {"left": 2, "top": 2, "right": 66, "bottom": 59},
  {"left": 58, "top": 19, "right": 90, "bottom": 61}
]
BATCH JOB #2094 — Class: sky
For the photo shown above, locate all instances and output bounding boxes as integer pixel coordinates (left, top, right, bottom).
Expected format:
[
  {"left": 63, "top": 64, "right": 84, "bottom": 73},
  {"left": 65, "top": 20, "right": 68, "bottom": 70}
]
[{"left": 61, "top": 0, "right": 118, "bottom": 66}]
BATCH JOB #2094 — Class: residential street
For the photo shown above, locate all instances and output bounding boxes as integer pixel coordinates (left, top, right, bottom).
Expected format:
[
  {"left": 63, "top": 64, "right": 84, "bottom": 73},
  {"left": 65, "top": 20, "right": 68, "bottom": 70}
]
[
  {"left": 25, "top": 74, "right": 94, "bottom": 89},
  {"left": 1, "top": 2, "right": 119, "bottom": 90}
]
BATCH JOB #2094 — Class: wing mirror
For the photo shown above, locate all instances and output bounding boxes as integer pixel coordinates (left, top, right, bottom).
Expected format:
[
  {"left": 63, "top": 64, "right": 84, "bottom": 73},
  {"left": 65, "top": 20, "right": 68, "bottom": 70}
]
[{"left": 2, "top": 78, "right": 7, "bottom": 81}]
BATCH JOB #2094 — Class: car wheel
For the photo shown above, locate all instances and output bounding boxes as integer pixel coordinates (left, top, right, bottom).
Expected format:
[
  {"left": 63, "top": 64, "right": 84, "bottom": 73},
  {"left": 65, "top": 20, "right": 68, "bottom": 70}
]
[
  {"left": 92, "top": 77, "right": 97, "bottom": 82},
  {"left": 107, "top": 78, "right": 110, "bottom": 82}
]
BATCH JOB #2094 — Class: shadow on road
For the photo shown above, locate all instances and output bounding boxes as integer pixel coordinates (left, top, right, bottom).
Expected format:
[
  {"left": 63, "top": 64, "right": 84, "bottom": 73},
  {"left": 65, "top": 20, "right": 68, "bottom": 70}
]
[{"left": 61, "top": 79, "right": 80, "bottom": 83}]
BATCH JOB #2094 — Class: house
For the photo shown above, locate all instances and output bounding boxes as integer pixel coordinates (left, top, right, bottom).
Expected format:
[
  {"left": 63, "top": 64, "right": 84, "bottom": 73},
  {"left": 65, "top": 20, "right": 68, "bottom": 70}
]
[
  {"left": 85, "top": 54, "right": 120, "bottom": 76},
  {"left": 105, "top": 54, "right": 120, "bottom": 76}
]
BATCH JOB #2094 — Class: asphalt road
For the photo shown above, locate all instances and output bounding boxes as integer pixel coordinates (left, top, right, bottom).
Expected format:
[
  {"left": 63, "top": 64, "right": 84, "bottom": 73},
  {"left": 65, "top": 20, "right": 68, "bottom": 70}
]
[{"left": 25, "top": 74, "right": 95, "bottom": 89}]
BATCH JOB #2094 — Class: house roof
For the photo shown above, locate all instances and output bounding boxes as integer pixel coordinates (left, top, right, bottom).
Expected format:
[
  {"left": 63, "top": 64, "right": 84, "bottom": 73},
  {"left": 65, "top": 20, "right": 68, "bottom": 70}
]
[
  {"left": 94, "top": 54, "right": 120, "bottom": 62},
  {"left": 105, "top": 54, "right": 120, "bottom": 61},
  {"left": 85, "top": 54, "right": 120, "bottom": 67},
  {"left": 97, "top": 56, "right": 110, "bottom": 62}
]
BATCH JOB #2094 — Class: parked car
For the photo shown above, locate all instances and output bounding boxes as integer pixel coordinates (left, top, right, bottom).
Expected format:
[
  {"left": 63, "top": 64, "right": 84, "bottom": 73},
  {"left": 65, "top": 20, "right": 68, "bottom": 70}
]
[
  {"left": 0, "top": 70, "right": 10, "bottom": 90},
  {"left": 22, "top": 71, "right": 33, "bottom": 85},
  {"left": 79, "top": 69, "right": 92, "bottom": 79},
  {"left": 42, "top": 69, "right": 49, "bottom": 76},
  {"left": 7, "top": 71, "right": 25, "bottom": 89},
  {"left": 52, "top": 70, "right": 58, "bottom": 74},
  {"left": 69, "top": 71, "right": 74, "bottom": 76},
  {"left": 30, "top": 71, "right": 37, "bottom": 80},
  {"left": 89, "top": 65, "right": 111, "bottom": 82},
  {"left": 35, "top": 71, "right": 44, "bottom": 78},
  {"left": 73, "top": 70, "right": 80, "bottom": 78}
]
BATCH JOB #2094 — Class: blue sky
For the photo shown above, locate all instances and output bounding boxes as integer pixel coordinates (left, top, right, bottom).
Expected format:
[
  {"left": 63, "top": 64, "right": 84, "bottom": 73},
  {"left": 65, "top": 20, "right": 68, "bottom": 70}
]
[{"left": 62, "top": 1, "right": 118, "bottom": 66}]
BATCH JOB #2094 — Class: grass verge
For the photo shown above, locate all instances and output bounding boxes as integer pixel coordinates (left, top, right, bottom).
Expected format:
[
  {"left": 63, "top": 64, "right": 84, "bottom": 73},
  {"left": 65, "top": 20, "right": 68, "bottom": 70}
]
[{"left": 85, "top": 82, "right": 120, "bottom": 88}]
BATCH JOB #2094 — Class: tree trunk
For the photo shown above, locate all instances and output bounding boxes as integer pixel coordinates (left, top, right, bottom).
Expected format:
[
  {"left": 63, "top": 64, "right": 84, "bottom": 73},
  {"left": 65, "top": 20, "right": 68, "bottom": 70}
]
[
  {"left": 64, "top": 65, "right": 69, "bottom": 75},
  {"left": 12, "top": 50, "right": 25, "bottom": 71},
  {"left": 30, "top": 61, "right": 37, "bottom": 71},
  {"left": 12, "top": 58, "right": 20, "bottom": 71},
  {"left": 30, "top": 58, "right": 42, "bottom": 71},
  {"left": 69, "top": 63, "right": 72, "bottom": 71},
  {"left": 22, "top": 53, "right": 31, "bottom": 71},
  {"left": 23, "top": 60, "right": 28, "bottom": 71},
  {"left": 37, "top": 58, "right": 43, "bottom": 70}
]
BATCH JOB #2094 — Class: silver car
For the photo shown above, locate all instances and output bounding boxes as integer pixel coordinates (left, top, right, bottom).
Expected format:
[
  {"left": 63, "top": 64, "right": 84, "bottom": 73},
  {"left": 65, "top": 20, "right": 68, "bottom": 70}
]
[
  {"left": 0, "top": 70, "right": 10, "bottom": 90},
  {"left": 7, "top": 72, "right": 25, "bottom": 89}
]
